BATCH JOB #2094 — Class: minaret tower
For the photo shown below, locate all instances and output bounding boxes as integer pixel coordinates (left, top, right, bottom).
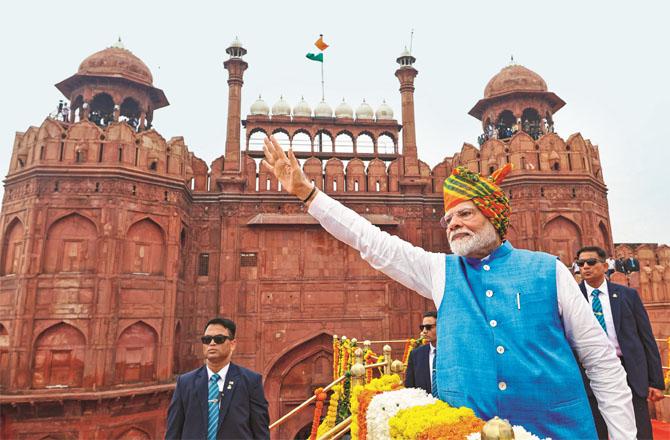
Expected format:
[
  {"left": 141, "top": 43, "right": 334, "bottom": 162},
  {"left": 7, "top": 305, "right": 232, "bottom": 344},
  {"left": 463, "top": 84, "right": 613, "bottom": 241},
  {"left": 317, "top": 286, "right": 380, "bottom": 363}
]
[
  {"left": 395, "top": 48, "right": 428, "bottom": 193},
  {"left": 220, "top": 37, "right": 248, "bottom": 190}
]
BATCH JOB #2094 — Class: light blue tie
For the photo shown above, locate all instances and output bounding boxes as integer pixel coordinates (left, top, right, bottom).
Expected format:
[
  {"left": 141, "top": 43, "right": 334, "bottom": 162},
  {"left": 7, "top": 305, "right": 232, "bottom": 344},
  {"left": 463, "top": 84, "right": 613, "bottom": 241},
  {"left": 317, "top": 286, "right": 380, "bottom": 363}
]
[
  {"left": 591, "top": 289, "right": 608, "bottom": 334},
  {"left": 431, "top": 347, "right": 438, "bottom": 398},
  {"left": 207, "top": 373, "right": 220, "bottom": 440}
]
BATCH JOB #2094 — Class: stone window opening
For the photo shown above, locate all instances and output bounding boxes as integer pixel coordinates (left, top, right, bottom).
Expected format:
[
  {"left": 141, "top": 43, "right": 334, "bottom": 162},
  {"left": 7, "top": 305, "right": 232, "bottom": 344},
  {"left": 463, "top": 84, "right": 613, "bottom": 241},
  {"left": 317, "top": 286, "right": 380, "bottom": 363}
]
[
  {"left": 551, "top": 161, "right": 560, "bottom": 171},
  {"left": 198, "top": 253, "right": 209, "bottom": 276},
  {"left": 132, "top": 185, "right": 137, "bottom": 196},
  {"left": 333, "top": 179, "right": 337, "bottom": 192},
  {"left": 118, "top": 146, "right": 123, "bottom": 162},
  {"left": 134, "top": 147, "right": 139, "bottom": 166},
  {"left": 375, "top": 180, "right": 380, "bottom": 192},
  {"left": 98, "top": 144, "right": 104, "bottom": 162},
  {"left": 149, "top": 159, "right": 158, "bottom": 171},
  {"left": 40, "top": 145, "right": 45, "bottom": 160},
  {"left": 75, "top": 150, "right": 82, "bottom": 163},
  {"left": 54, "top": 181, "right": 59, "bottom": 192},
  {"left": 59, "top": 142, "right": 64, "bottom": 161},
  {"left": 540, "top": 187, "right": 545, "bottom": 197},
  {"left": 354, "top": 180, "right": 359, "bottom": 192},
  {"left": 95, "top": 182, "right": 100, "bottom": 192}
]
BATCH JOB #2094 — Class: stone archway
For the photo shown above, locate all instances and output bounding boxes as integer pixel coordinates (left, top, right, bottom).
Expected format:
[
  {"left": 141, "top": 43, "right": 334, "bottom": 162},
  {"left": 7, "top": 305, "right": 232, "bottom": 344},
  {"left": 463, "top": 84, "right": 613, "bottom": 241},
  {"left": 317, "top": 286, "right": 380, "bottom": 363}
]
[{"left": 265, "top": 333, "right": 333, "bottom": 440}]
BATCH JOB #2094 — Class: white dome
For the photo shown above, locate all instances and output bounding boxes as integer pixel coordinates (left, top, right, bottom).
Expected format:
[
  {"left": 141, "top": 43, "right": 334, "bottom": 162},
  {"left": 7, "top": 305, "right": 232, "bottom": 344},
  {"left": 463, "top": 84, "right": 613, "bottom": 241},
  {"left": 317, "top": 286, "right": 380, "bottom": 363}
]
[
  {"left": 250, "top": 95, "right": 269, "bottom": 116},
  {"left": 375, "top": 100, "right": 394, "bottom": 120},
  {"left": 399, "top": 46, "right": 411, "bottom": 57},
  {"left": 229, "top": 36, "right": 243, "bottom": 48},
  {"left": 335, "top": 99, "right": 353, "bottom": 119},
  {"left": 293, "top": 97, "right": 312, "bottom": 117},
  {"left": 271, "top": 95, "right": 291, "bottom": 116},
  {"left": 355, "top": 99, "right": 374, "bottom": 119},
  {"left": 314, "top": 100, "right": 333, "bottom": 118}
]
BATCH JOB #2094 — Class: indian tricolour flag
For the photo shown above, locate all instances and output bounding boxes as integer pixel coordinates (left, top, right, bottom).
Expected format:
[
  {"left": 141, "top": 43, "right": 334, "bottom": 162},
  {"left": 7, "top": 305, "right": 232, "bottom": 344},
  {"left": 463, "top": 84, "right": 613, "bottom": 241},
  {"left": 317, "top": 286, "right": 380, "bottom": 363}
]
[{"left": 306, "top": 34, "right": 328, "bottom": 62}]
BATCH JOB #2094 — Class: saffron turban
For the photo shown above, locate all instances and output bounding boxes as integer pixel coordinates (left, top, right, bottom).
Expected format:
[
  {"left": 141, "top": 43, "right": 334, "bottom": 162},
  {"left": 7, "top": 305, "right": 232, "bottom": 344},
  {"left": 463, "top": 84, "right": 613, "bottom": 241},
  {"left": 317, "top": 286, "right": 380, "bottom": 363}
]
[{"left": 442, "top": 164, "right": 513, "bottom": 238}]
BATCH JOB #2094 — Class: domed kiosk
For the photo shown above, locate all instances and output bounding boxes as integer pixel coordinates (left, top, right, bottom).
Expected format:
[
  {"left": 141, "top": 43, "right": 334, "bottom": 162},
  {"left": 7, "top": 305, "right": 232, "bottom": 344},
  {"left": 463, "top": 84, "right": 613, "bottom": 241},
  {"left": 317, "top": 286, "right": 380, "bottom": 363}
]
[{"left": 55, "top": 39, "right": 168, "bottom": 129}]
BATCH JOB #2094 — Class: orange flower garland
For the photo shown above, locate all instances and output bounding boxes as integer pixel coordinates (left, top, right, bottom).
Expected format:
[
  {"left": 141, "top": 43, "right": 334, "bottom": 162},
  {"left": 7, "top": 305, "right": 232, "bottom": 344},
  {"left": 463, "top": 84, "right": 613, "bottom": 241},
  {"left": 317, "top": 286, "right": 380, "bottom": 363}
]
[
  {"left": 309, "top": 387, "right": 328, "bottom": 440},
  {"left": 416, "top": 416, "right": 485, "bottom": 439},
  {"left": 363, "top": 349, "right": 377, "bottom": 383}
]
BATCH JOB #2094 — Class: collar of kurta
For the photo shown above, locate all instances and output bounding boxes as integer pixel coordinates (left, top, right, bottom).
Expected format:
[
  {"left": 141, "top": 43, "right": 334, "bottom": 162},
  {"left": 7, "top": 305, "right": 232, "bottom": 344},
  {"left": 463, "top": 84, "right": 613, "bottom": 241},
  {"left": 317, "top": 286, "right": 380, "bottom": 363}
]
[{"left": 464, "top": 240, "right": 513, "bottom": 268}]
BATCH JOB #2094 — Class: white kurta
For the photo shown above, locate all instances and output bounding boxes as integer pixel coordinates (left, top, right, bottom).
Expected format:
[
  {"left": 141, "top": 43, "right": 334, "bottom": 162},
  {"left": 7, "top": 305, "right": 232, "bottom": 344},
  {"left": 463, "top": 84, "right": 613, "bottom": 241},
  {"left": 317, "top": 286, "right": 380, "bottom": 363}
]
[{"left": 308, "top": 191, "right": 636, "bottom": 439}]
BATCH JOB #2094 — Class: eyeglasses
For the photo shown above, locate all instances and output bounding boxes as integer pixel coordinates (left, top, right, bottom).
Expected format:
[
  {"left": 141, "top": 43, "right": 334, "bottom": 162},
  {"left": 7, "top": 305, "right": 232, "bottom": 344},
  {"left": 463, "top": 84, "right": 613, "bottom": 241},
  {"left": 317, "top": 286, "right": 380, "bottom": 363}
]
[
  {"left": 201, "top": 334, "right": 233, "bottom": 345},
  {"left": 440, "top": 208, "right": 477, "bottom": 229},
  {"left": 419, "top": 324, "right": 435, "bottom": 331},
  {"left": 576, "top": 258, "right": 603, "bottom": 267}
]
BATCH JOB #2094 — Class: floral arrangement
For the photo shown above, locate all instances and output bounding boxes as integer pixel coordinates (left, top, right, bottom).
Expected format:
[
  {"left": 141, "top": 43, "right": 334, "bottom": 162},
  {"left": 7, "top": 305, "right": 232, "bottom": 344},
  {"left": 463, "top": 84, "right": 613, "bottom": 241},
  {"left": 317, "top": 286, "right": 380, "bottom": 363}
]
[
  {"left": 389, "top": 400, "right": 484, "bottom": 439},
  {"left": 349, "top": 374, "right": 402, "bottom": 439},
  {"left": 332, "top": 337, "right": 340, "bottom": 380},
  {"left": 366, "top": 388, "right": 438, "bottom": 439}
]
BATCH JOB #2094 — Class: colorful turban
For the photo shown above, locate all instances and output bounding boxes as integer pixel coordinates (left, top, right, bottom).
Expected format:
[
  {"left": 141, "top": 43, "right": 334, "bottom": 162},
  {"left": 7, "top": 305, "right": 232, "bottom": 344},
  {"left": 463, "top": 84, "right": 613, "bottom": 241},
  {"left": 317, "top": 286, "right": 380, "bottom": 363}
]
[{"left": 442, "top": 163, "right": 513, "bottom": 238}]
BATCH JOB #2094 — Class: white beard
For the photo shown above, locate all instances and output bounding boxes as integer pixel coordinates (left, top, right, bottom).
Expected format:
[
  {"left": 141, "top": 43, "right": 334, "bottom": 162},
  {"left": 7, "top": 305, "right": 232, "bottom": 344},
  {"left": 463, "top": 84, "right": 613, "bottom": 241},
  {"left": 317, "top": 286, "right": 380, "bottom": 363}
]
[{"left": 449, "top": 221, "right": 499, "bottom": 257}]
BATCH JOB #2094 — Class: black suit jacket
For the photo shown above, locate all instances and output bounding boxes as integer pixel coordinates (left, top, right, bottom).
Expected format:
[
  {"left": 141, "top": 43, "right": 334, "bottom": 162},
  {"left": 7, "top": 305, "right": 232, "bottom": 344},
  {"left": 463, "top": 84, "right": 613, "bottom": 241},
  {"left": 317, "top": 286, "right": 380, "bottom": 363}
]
[
  {"left": 166, "top": 363, "right": 270, "bottom": 440},
  {"left": 623, "top": 258, "right": 640, "bottom": 273},
  {"left": 579, "top": 281, "right": 665, "bottom": 398},
  {"left": 404, "top": 344, "right": 432, "bottom": 395}
]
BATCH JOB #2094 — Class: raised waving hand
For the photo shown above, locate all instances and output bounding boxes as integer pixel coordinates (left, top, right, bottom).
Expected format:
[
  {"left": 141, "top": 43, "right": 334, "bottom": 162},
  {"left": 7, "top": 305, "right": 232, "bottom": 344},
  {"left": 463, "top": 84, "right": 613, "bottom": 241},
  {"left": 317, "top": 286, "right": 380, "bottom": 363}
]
[{"left": 261, "top": 135, "right": 317, "bottom": 203}]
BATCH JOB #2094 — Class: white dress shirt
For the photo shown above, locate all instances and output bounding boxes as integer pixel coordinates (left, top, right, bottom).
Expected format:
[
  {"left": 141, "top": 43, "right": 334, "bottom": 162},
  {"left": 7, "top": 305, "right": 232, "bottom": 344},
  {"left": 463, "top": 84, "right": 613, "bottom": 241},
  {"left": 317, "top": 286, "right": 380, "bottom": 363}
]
[
  {"left": 308, "top": 191, "right": 636, "bottom": 439},
  {"left": 428, "top": 343, "right": 436, "bottom": 390},
  {"left": 585, "top": 280, "right": 623, "bottom": 356},
  {"left": 206, "top": 363, "right": 230, "bottom": 393}
]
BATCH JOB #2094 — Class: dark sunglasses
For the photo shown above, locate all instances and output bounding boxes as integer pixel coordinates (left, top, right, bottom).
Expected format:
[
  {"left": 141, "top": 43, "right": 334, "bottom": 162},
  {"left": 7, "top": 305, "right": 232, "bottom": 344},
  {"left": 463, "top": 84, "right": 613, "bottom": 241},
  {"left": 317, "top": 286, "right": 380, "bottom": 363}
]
[
  {"left": 576, "top": 258, "right": 603, "bottom": 267},
  {"left": 419, "top": 324, "right": 435, "bottom": 331},
  {"left": 201, "top": 334, "right": 233, "bottom": 345}
]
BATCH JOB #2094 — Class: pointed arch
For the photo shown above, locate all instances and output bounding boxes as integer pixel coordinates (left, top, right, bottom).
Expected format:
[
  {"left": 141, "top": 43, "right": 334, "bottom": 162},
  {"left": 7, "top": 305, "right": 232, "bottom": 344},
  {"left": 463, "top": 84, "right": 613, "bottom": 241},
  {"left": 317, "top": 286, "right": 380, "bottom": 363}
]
[
  {"left": 122, "top": 218, "right": 166, "bottom": 275},
  {"left": 2, "top": 217, "right": 25, "bottom": 275},
  {"left": 32, "top": 322, "right": 86, "bottom": 388},
  {"left": 543, "top": 215, "right": 582, "bottom": 264},
  {"left": 264, "top": 332, "right": 334, "bottom": 440},
  {"left": 115, "top": 321, "right": 158, "bottom": 383},
  {"left": 599, "top": 221, "right": 611, "bottom": 253},
  {"left": 116, "top": 427, "right": 151, "bottom": 440},
  {"left": 44, "top": 213, "right": 97, "bottom": 273}
]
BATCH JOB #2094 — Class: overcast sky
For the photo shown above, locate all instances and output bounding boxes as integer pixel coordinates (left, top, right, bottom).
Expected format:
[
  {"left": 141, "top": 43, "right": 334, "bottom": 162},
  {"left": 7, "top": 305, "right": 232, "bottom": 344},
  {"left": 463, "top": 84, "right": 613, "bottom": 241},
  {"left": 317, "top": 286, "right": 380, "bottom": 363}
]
[{"left": 2, "top": 1, "right": 669, "bottom": 244}]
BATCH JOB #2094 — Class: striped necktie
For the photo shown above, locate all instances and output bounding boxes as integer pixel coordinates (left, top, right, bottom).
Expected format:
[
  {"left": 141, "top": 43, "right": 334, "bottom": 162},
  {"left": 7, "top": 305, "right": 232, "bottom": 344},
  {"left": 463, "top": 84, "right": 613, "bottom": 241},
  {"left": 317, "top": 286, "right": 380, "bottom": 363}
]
[
  {"left": 591, "top": 289, "right": 608, "bottom": 334},
  {"left": 207, "top": 373, "right": 221, "bottom": 440},
  {"left": 431, "top": 347, "right": 438, "bottom": 398}
]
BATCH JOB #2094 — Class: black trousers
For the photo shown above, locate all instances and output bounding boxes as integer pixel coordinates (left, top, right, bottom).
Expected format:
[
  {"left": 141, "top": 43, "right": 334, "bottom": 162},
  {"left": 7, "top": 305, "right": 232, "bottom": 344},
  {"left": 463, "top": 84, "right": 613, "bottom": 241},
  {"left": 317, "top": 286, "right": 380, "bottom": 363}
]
[{"left": 588, "top": 392, "right": 653, "bottom": 439}]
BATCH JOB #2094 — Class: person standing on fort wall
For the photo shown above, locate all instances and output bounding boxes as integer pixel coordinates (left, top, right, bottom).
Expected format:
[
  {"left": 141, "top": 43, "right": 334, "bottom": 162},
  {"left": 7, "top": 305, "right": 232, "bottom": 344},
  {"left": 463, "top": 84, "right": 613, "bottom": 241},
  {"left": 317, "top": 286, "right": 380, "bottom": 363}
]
[{"left": 262, "top": 135, "right": 636, "bottom": 439}]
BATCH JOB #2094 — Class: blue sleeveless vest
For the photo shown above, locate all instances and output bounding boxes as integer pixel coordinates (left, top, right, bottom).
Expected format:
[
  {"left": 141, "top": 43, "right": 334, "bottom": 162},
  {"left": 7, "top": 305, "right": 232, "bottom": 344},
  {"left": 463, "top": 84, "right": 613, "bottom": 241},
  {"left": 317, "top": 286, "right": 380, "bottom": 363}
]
[{"left": 436, "top": 241, "right": 596, "bottom": 439}]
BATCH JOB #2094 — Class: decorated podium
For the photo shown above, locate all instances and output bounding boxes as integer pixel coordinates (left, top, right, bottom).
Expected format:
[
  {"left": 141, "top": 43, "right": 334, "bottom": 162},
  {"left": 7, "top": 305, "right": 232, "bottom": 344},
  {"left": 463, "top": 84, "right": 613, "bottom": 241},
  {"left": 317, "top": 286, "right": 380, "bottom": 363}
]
[{"left": 270, "top": 336, "right": 547, "bottom": 440}]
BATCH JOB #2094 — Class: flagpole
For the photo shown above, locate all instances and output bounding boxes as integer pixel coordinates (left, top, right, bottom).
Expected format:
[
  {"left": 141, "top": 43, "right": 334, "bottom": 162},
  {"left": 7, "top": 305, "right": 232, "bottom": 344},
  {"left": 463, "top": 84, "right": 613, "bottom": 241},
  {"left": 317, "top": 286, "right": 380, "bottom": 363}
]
[{"left": 320, "top": 58, "right": 325, "bottom": 102}]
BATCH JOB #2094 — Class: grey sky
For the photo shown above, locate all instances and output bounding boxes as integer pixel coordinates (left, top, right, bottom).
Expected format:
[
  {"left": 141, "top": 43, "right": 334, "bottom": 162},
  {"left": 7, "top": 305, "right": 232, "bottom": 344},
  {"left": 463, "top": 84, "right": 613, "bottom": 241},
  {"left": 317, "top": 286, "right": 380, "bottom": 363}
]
[{"left": 2, "top": 1, "right": 669, "bottom": 244}]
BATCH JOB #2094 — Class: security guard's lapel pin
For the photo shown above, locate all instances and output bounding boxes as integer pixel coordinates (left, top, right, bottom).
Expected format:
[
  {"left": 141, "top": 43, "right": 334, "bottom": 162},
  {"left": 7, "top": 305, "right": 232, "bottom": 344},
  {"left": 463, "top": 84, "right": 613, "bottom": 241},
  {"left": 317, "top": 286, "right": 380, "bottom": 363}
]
[
  {"left": 227, "top": 381, "right": 234, "bottom": 389},
  {"left": 613, "top": 293, "right": 618, "bottom": 298}
]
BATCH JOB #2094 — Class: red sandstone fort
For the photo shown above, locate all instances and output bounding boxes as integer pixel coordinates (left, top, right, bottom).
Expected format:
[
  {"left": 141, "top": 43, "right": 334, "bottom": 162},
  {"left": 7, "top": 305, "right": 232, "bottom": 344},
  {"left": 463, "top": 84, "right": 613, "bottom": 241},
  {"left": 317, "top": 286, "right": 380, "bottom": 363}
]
[{"left": 0, "top": 38, "right": 668, "bottom": 439}]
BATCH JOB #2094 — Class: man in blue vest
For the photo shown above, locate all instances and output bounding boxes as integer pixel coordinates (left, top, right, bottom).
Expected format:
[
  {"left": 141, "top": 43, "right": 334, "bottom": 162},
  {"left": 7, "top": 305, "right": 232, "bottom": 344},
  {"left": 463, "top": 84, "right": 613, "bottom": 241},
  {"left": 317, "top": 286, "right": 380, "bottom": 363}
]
[
  {"left": 405, "top": 311, "right": 437, "bottom": 395},
  {"left": 262, "top": 136, "right": 636, "bottom": 439}
]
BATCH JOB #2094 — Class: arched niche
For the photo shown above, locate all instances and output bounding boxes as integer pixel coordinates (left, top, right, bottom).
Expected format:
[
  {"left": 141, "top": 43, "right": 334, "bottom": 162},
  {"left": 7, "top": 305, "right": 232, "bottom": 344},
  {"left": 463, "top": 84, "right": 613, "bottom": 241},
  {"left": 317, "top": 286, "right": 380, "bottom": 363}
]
[
  {"left": 32, "top": 323, "right": 85, "bottom": 389},
  {"left": 264, "top": 333, "right": 333, "bottom": 440},
  {"left": 367, "top": 158, "right": 387, "bottom": 192},
  {"left": 324, "top": 158, "right": 344, "bottom": 193},
  {"left": 115, "top": 321, "right": 157, "bottom": 384},
  {"left": 599, "top": 222, "right": 611, "bottom": 253},
  {"left": 345, "top": 159, "right": 366, "bottom": 191},
  {"left": 119, "top": 97, "right": 141, "bottom": 130},
  {"left": 44, "top": 213, "right": 97, "bottom": 273},
  {"left": 1, "top": 217, "right": 24, "bottom": 275},
  {"left": 122, "top": 218, "right": 166, "bottom": 275},
  {"left": 543, "top": 216, "right": 582, "bottom": 264},
  {"left": 116, "top": 427, "right": 151, "bottom": 440}
]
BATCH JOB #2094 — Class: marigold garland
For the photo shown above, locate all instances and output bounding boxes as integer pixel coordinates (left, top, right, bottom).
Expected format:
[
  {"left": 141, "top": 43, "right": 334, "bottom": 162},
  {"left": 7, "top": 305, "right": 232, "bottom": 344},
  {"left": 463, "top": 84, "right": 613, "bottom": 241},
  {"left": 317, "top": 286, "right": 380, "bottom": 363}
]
[
  {"left": 309, "top": 387, "right": 327, "bottom": 440},
  {"left": 316, "top": 385, "right": 341, "bottom": 437},
  {"left": 388, "top": 401, "right": 483, "bottom": 440},
  {"left": 363, "top": 348, "right": 377, "bottom": 383},
  {"left": 332, "top": 337, "right": 340, "bottom": 380}
]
